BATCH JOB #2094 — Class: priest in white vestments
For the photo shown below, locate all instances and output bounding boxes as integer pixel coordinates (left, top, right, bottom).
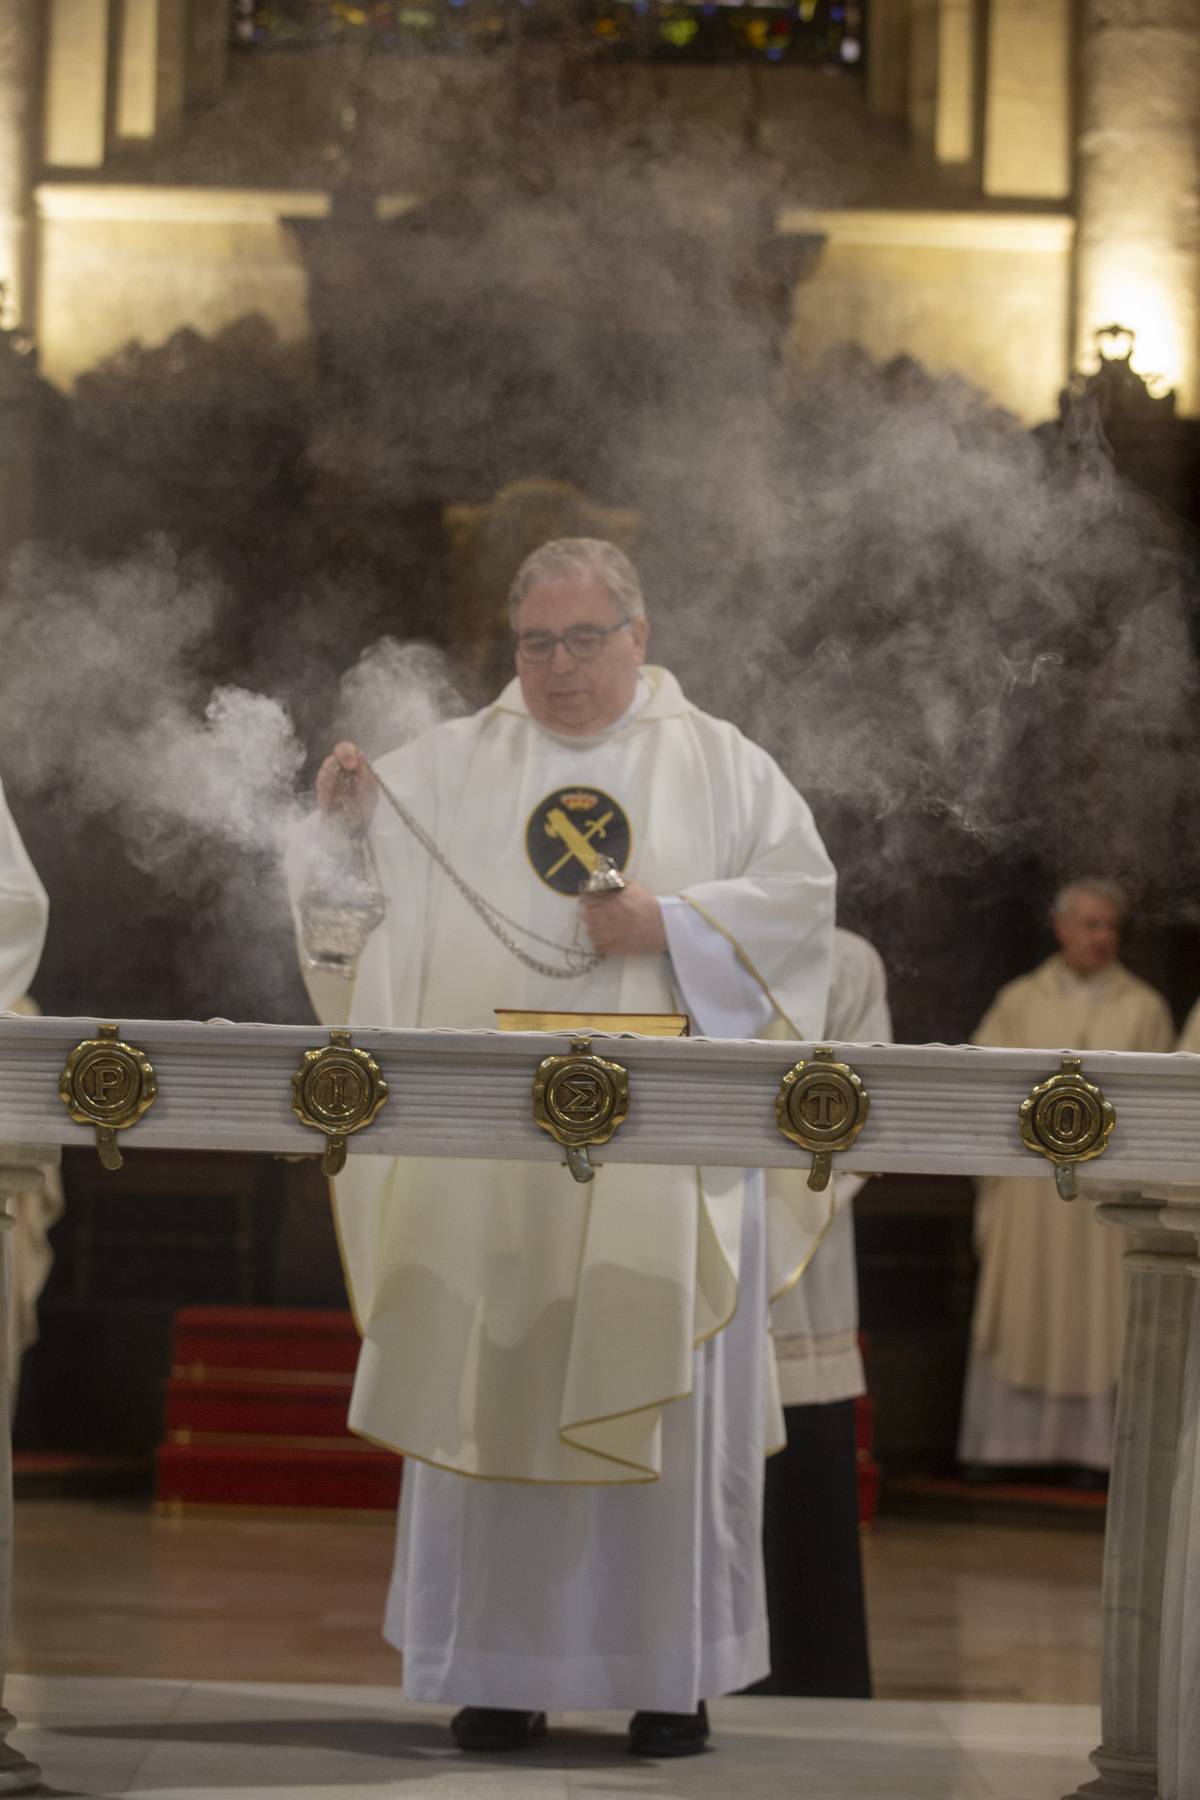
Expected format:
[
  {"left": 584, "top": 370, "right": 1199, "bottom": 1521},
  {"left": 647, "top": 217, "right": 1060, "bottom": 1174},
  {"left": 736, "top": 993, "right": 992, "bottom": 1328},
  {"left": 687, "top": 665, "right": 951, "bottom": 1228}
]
[
  {"left": 958, "top": 879, "right": 1173, "bottom": 1478},
  {"left": 754, "top": 927, "right": 889, "bottom": 1696},
  {"left": 0, "top": 780, "right": 58, "bottom": 1403},
  {"left": 294, "top": 538, "right": 836, "bottom": 1756}
]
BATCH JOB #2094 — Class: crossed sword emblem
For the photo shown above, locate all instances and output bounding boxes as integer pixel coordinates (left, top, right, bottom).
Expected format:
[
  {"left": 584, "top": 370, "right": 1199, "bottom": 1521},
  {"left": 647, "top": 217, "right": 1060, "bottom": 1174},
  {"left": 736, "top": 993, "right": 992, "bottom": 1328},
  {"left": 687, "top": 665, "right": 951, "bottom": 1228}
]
[{"left": 543, "top": 806, "right": 616, "bottom": 881}]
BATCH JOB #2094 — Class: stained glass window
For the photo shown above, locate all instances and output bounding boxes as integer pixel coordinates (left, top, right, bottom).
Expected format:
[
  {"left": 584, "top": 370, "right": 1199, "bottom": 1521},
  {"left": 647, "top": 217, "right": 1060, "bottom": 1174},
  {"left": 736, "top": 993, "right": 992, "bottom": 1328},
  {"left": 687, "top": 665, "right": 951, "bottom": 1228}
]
[{"left": 231, "top": 0, "right": 864, "bottom": 64}]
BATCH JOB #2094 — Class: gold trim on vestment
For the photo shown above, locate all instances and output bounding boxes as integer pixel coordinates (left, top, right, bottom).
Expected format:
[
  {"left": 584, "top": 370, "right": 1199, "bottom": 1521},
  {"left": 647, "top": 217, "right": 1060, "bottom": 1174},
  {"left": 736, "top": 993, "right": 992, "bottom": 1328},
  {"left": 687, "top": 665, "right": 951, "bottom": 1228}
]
[
  {"left": 673, "top": 897, "right": 833, "bottom": 1303},
  {"left": 347, "top": 1422, "right": 663, "bottom": 1484},
  {"left": 767, "top": 1191, "right": 837, "bottom": 1305},
  {"left": 677, "top": 895, "right": 802, "bottom": 1038}
]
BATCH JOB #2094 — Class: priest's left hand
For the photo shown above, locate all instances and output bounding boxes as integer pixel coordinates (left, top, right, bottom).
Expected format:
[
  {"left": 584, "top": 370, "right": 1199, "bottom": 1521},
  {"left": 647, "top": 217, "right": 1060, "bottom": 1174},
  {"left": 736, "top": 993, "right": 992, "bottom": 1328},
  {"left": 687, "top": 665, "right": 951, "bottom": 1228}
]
[{"left": 580, "top": 882, "right": 668, "bottom": 956}]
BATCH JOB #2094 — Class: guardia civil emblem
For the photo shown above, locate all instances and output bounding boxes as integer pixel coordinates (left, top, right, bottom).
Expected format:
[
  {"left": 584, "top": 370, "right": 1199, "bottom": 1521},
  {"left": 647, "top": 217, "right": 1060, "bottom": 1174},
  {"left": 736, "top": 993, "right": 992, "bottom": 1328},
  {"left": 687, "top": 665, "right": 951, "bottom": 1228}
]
[{"left": 526, "top": 787, "right": 631, "bottom": 896}]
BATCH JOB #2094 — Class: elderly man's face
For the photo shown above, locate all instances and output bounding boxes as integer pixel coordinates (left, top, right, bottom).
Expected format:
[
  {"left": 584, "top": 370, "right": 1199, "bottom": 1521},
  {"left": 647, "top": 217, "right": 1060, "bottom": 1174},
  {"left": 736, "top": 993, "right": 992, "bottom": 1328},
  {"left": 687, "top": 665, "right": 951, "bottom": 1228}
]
[
  {"left": 1054, "top": 893, "right": 1123, "bottom": 976},
  {"left": 515, "top": 569, "right": 648, "bottom": 736}
]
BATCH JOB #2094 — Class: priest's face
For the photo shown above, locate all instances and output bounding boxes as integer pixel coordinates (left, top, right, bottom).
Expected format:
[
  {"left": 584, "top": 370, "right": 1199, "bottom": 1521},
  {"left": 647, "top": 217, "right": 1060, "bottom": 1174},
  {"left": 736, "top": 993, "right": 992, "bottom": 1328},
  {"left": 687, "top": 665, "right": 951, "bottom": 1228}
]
[
  {"left": 1054, "top": 892, "right": 1122, "bottom": 976},
  {"left": 515, "top": 570, "right": 649, "bottom": 735}
]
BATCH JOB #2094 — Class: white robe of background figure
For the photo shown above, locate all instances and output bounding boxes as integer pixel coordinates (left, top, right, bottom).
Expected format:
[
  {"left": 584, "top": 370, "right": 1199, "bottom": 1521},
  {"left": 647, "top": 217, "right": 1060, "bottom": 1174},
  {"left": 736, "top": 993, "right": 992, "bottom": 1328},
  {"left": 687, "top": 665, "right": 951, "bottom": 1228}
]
[
  {"left": 753, "top": 927, "right": 890, "bottom": 1698},
  {"left": 293, "top": 537, "right": 836, "bottom": 1759},
  {"left": 958, "top": 879, "right": 1172, "bottom": 1476},
  {"left": 0, "top": 778, "right": 59, "bottom": 1407}
]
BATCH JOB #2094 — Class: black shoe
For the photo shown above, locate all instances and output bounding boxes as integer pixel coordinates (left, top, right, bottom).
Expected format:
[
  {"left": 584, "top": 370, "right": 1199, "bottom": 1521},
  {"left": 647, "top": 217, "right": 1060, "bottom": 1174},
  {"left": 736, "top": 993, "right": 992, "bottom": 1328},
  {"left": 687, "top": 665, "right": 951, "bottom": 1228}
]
[
  {"left": 451, "top": 1707, "right": 547, "bottom": 1751},
  {"left": 628, "top": 1700, "right": 709, "bottom": 1757}
]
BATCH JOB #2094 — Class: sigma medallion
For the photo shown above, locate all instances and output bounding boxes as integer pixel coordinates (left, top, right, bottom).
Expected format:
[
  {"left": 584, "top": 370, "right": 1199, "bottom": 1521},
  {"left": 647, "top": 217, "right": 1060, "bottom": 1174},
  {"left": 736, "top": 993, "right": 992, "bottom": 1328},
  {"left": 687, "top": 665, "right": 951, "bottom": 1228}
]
[
  {"left": 533, "top": 1037, "right": 630, "bottom": 1183},
  {"left": 293, "top": 1029, "right": 388, "bottom": 1176},
  {"left": 526, "top": 787, "right": 631, "bottom": 896},
  {"left": 776, "top": 1047, "right": 871, "bottom": 1192}
]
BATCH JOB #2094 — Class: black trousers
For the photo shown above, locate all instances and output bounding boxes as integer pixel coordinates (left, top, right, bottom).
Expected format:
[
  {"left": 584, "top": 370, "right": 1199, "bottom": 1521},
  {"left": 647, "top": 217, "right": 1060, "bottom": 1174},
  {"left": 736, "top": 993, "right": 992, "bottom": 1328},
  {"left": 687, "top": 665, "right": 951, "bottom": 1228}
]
[{"left": 746, "top": 1398, "right": 873, "bottom": 1697}]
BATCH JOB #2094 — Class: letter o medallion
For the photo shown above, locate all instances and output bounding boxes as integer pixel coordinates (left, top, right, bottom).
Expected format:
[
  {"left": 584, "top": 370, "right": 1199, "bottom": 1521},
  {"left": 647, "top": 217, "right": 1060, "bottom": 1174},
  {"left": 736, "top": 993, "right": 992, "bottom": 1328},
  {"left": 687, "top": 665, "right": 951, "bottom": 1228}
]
[{"left": 1019, "top": 1056, "right": 1115, "bottom": 1198}]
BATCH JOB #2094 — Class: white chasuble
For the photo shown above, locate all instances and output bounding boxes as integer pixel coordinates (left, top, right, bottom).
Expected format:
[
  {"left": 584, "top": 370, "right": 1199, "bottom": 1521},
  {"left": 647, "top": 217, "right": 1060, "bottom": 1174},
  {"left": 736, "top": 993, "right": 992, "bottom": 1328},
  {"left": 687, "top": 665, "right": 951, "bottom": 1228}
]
[
  {"left": 294, "top": 665, "right": 835, "bottom": 1708},
  {"left": 307, "top": 666, "right": 836, "bottom": 1486}
]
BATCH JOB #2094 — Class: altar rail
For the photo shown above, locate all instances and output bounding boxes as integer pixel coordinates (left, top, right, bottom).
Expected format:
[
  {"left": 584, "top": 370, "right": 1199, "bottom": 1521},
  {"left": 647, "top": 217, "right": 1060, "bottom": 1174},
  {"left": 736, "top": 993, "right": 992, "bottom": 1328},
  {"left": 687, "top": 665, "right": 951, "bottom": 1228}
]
[{"left": 3, "top": 1015, "right": 1200, "bottom": 1181}]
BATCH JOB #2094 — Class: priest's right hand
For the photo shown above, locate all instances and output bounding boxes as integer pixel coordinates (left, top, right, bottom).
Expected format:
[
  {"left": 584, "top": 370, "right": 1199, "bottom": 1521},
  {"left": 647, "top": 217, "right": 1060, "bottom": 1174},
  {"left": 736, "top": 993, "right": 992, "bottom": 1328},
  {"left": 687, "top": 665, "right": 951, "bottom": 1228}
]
[{"left": 316, "top": 742, "right": 378, "bottom": 825}]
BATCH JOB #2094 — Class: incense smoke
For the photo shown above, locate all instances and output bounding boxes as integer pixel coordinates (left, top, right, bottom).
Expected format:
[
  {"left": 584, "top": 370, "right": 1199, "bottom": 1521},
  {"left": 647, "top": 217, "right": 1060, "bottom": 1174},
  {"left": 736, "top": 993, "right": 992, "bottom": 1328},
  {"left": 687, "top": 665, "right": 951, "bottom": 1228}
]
[{"left": 1, "top": 44, "right": 1197, "bottom": 1032}]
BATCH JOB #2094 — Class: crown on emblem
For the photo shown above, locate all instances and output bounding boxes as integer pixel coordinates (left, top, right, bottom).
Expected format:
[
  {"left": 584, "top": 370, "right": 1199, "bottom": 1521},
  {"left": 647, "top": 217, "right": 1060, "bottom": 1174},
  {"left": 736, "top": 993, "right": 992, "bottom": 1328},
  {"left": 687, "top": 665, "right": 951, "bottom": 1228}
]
[{"left": 560, "top": 791, "right": 599, "bottom": 811}]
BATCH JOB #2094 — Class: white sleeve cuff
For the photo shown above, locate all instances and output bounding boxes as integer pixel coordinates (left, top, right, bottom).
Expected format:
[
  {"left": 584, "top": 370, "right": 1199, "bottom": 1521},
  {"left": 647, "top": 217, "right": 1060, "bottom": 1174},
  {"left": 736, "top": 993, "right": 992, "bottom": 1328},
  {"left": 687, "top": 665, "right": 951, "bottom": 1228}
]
[{"left": 659, "top": 895, "right": 775, "bottom": 1040}]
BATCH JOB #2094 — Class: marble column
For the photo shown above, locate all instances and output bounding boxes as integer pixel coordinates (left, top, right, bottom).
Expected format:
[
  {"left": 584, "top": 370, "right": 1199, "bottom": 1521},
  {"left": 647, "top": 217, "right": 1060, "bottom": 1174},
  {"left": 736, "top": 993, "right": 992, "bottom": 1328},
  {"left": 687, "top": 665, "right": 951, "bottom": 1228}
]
[
  {"left": 0, "top": 1165, "right": 41, "bottom": 1793},
  {"left": 1156, "top": 1197, "right": 1200, "bottom": 1800},
  {"left": 0, "top": 1, "right": 38, "bottom": 330},
  {"left": 1068, "top": 1203, "right": 1195, "bottom": 1800},
  {"left": 1075, "top": 0, "right": 1200, "bottom": 409},
  {"left": 983, "top": 0, "right": 1071, "bottom": 199}
]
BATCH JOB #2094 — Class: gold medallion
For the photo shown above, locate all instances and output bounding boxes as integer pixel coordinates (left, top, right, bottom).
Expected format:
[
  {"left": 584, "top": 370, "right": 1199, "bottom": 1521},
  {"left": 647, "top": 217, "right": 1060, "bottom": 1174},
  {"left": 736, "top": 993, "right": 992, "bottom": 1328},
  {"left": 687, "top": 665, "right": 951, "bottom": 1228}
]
[
  {"left": 58, "top": 1023, "right": 158, "bottom": 1170},
  {"left": 1019, "top": 1054, "right": 1115, "bottom": 1200},
  {"left": 292, "top": 1028, "right": 389, "bottom": 1176},
  {"left": 775, "top": 1046, "right": 871, "bottom": 1191},
  {"left": 532, "top": 1036, "right": 630, "bottom": 1183}
]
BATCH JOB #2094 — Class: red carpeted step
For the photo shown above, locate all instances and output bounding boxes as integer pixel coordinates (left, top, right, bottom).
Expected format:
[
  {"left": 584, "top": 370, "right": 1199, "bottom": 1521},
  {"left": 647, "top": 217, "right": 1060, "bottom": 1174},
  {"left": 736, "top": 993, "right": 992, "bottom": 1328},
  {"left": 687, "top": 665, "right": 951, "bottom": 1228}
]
[
  {"left": 164, "top": 1378, "right": 357, "bottom": 1440},
  {"left": 157, "top": 1443, "right": 402, "bottom": 1512},
  {"left": 856, "top": 1458, "right": 880, "bottom": 1528},
  {"left": 156, "top": 1306, "right": 401, "bottom": 1513},
  {"left": 169, "top": 1306, "right": 360, "bottom": 1377}
]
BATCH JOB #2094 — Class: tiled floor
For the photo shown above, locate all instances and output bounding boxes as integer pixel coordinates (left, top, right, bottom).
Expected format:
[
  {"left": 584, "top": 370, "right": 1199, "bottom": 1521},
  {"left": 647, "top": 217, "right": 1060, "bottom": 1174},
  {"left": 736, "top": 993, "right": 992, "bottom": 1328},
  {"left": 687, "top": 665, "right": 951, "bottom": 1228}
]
[
  {"left": 2, "top": 1500, "right": 1105, "bottom": 1793},
  {"left": 4, "top": 1676, "right": 1099, "bottom": 1798},
  {"left": 9, "top": 1501, "right": 1104, "bottom": 1701}
]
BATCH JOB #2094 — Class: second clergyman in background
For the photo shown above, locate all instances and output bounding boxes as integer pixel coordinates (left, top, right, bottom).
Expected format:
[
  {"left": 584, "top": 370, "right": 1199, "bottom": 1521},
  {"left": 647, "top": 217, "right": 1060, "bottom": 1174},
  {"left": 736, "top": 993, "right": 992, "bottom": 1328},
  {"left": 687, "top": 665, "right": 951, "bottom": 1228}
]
[{"left": 958, "top": 880, "right": 1173, "bottom": 1482}]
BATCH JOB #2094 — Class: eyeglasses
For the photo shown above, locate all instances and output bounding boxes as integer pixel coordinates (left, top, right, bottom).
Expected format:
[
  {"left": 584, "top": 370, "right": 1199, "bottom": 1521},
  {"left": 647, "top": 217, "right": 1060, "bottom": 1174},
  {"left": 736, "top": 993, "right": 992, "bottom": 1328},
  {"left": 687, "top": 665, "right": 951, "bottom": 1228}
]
[{"left": 514, "top": 621, "right": 632, "bottom": 664}]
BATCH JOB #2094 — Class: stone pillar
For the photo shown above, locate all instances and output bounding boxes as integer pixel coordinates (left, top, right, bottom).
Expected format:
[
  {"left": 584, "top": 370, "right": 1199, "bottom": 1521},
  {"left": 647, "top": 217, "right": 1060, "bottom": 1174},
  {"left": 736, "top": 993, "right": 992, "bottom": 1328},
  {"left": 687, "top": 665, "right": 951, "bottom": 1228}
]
[
  {"left": 116, "top": 0, "right": 186, "bottom": 142},
  {"left": 935, "top": 0, "right": 975, "bottom": 165},
  {"left": 1156, "top": 1198, "right": 1200, "bottom": 1800},
  {"left": 907, "top": 0, "right": 939, "bottom": 154},
  {"left": 0, "top": 1167, "right": 42, "bottom": 1792},
  {"left": 1075, "top": 0, "right": 1200, "bottom": 412},
  {"left": 1067, "top": 1204, "right": 1195, "bottom": 1800},
  {"left": 866, "top": 0, "right": 911, "bottom": 122},
  {"left": 983, "top": 0, "right": 1071, "bottom": 199},
  {"left": 0, "top": 3, "right": 38, "bottom": 332},
  {"left": 43, "top": 0, "right": 109, "bottom": 171},
  {"left": 185, "top": 0, "right": 228, "bottom": 107},
  {"left": 115, "top": 0, "right": 158, "bottom": 139}
]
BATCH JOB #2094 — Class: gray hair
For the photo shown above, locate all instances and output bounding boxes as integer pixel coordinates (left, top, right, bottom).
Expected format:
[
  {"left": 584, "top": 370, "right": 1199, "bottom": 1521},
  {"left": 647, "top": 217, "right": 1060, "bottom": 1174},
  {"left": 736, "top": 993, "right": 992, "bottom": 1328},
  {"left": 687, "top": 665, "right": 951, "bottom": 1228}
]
[
  {"left": 1052, "top": 878, "right": 1128, "bottom": 922},
  {"left": 508, "top": 538, "right": 646, "bottom": 627}
]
